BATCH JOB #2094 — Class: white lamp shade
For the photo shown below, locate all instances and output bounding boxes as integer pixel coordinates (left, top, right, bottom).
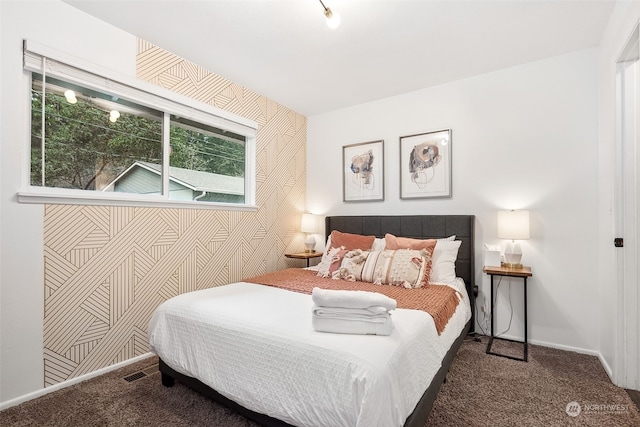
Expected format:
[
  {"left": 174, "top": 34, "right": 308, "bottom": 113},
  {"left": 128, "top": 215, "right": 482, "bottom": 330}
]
[
  {"left": 300, "top": 213, "right": 318, "bottom": 234},
  {"left": 497, "top": 210, "right": 530, "bottom": 240}
]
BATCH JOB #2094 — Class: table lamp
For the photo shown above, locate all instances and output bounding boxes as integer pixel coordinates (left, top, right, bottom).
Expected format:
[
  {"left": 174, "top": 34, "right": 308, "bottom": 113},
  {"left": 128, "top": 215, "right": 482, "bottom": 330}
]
[
  {"left": 300, "top": 213, "right": 318, "bottom": 252},
  {"left": 497, "top": 209, "right": 530, "bottom": 269}
]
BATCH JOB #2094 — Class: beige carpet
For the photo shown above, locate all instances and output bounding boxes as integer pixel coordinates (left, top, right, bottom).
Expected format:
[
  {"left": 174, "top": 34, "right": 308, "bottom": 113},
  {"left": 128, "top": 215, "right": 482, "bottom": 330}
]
[
  {"left": 428, "top": 338, "right": 640, "bottom": 426},
  {"left": 1, "top": 338, "right": 638, "bottom": 426}
]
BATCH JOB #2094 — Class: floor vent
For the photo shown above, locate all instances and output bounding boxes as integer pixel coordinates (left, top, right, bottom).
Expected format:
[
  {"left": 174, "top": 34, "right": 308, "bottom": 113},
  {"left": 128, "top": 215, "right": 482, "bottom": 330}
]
[
  {"left": 122, "top": 363, "right": 159, "bottom": 383},
  {"left": 123, "top": 371, "right": 147, "bottom": 382}
]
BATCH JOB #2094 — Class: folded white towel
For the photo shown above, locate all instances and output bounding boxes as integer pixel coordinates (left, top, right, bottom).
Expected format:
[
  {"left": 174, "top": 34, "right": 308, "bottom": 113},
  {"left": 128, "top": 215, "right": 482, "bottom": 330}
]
[
  {"left": 311, "top": 287, "right": 397, "bottom": 311},
  {"left": 312, "top": 314, "right": 393, "bottom": 336},
  {"left": 312, "top": 305, "right": 390, "bottom": 320}
]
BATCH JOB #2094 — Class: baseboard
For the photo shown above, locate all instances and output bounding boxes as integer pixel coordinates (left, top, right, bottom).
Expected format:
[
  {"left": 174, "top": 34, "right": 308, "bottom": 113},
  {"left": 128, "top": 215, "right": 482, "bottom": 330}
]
[
  {"left": 492, "top": 335, "right": 616, "bottom": 384},
  {"left": 597, "top": 352, "right": 615, "bottom": 381},
  {"left": 493, "top": 334, "right": 602, "bottom": 358},
  {"left": 528, "top": 338, "right": 601, "bottom": 357},
  {"left": 0, "top": 352, "right": 155, "bottom": 411}
]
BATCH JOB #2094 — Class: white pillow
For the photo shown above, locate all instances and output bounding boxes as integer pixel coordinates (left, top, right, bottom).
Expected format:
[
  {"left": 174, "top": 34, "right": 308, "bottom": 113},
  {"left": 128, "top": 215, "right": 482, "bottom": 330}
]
[
  {"left": 429, "top": 240, "right": 461, "bottom": 284},
  {"left": 371, "top": 237, "right": 386, "bottom": 251}
]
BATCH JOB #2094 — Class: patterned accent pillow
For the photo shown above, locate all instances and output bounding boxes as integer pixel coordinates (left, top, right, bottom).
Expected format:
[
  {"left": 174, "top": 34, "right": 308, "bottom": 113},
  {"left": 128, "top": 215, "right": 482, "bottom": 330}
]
[
  {"left": 321, "top": 236, "right": 384, "bottom": 264},
  {"left": 337, "top": 248, "right": 434, "bottom": 288},
  {"left": 316, "top": 246, "right": 348, "bottom": 278},
  {"left": 332, "top": 249, "right": 369, "bottom": 281},
  {"left": 384, "top": 234, "right": 460, "bottom": 285}
]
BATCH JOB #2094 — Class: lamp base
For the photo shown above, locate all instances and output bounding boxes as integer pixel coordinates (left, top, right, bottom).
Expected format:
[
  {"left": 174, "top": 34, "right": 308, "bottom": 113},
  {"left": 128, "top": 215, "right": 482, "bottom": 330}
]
[
  {"left": 503, "top": 242, "right": 523, "bottom": 269},
  {"left": 502, "top": 262, "right": 523, "bottom": 269},
  {"left": 304, "top": 235, "right": 316, "bottom": 253}
]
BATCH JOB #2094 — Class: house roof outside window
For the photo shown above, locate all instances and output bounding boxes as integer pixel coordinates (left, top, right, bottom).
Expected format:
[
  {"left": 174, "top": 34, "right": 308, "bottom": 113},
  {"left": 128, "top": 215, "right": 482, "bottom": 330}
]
[{"left": 103, "top": 161, "right": 244, "bottom": 197}]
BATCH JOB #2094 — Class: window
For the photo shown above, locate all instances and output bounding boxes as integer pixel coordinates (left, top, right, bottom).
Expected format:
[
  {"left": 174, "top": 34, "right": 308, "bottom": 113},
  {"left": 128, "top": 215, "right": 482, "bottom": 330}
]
[
  {"left": 168, "top": 116, "right": 246, "bottom": 203},
  {"left": 31, "top": 75, "right": 164, "bottom": 193},
  {"left": 21, "top": 40, "right": 257, "bottom": 209}
]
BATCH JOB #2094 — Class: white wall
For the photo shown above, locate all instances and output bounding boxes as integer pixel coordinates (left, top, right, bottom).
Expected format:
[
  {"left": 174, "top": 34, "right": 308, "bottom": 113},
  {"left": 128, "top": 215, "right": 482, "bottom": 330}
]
[
  {"left": 0, "top": 0, "right": 136, "bottom": 403},
  {"left": 597, "top": 1, "right": 639, "bottom": 384},
  {"left": 308, "top": 49, "right": 600, "bottom": 353}
]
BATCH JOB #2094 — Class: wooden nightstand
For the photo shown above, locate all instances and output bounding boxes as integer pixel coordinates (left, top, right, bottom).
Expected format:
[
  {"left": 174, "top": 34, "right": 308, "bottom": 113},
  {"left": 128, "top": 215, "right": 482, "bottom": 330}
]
[
  {"left": 285, "top": 251, "right": 322, "bottom": 267},
  {"left": 483, "top": 265, "right": 532, "bottom": 362}
]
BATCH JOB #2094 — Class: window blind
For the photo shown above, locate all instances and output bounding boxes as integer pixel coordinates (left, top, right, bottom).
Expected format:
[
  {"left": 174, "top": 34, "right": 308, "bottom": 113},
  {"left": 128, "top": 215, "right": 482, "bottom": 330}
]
[{"left": 23, "top": 39, "right": 257, "bottom": 138}]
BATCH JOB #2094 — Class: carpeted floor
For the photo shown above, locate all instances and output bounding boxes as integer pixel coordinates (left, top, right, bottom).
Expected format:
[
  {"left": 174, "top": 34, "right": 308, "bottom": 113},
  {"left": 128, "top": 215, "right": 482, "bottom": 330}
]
[
  {"left": 428, "top": 338, "right": 640, "bottom": 426},
  {"left": 0, "top": 338, "right": 638, "bottom": 426}
]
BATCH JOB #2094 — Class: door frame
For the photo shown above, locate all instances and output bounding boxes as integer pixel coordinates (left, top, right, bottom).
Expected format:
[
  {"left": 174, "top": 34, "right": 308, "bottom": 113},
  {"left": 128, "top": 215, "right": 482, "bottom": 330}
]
[{"left": 614, "top": 23, "right": 639, "bottom": 391}]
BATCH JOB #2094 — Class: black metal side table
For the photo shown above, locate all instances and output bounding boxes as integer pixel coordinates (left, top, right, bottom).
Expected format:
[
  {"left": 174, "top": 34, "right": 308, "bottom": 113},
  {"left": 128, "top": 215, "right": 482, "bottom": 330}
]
[{"left": 483, "top": 265, "right": 532, "bottom": 362}]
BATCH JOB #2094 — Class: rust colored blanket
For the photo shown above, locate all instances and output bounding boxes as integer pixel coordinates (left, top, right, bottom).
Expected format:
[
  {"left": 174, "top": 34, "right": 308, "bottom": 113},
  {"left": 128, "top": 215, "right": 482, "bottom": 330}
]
[{"left": 245, "top": 268, "right": 461, "bottom": 335}]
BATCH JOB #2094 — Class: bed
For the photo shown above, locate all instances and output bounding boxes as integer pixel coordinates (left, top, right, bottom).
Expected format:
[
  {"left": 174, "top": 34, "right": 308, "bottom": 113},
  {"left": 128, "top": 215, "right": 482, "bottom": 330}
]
[{"left": 150, "top": 215, "right": 476, "bottom": 427}]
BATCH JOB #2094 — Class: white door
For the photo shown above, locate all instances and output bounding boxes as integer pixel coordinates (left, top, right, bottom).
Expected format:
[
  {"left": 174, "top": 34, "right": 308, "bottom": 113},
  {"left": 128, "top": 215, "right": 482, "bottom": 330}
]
[{"left": 615, "top": 24, "right": 639, "bottom": 391}]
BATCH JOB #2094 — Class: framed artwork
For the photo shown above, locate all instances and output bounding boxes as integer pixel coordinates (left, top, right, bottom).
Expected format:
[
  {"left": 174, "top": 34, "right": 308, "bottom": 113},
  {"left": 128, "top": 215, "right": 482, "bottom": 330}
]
[
  {"left": 400, "top": 129, "right": 452, "bottom": 199},
  {"left": 343, "top": 140, "right": 384, "bottom": 202}
]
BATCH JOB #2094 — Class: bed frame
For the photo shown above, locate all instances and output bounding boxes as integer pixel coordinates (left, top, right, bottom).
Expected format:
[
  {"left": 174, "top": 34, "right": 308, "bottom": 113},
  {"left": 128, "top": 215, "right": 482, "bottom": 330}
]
[{"left": 159, "top": 214, "right": 476, "bottom": 427}]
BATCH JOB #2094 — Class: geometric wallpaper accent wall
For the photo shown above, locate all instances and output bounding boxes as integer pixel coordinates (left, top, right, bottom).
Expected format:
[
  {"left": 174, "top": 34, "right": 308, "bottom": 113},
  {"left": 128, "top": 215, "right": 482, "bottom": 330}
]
[{"left": 43, "top": 39, "right": 307, "bottom": 386}]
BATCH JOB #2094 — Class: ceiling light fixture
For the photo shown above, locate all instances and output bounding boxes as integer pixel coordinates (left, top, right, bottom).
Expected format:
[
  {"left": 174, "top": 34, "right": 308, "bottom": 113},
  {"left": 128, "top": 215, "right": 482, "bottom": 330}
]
[{"left": 318, "top": 0, "right": 340, "bottom": 29}]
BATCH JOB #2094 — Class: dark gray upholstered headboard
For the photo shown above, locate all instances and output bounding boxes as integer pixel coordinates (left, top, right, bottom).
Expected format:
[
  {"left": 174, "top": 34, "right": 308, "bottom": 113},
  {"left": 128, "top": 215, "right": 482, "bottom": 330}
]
[{"left": 325, "top": 215, "right": 475, "bottom": 331}]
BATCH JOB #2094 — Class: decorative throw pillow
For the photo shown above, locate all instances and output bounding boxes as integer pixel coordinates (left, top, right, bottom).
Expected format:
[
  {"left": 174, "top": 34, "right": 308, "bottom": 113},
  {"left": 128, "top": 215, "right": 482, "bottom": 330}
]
[
  {"left": 384, "top": 233, "right": 451, "bottom": 251},
  {"left": 343, "top": 249, "right": 433, "bottom": 288},
  {"left": 328, "top": 230, "right": 376, "bottom": 251},
  {"left": 316, "top": 246, "right": 348, "bottom": 278},
  {"left": 322, "top": 230, "right": 376, "bottom": 265},
  {"left": 429, "top": 240, "right": 462, "bottom": 285},
  {"left": 333, "top": 249, "right": 370, "bottom": 281},
  {"left": 321, "top": 235, "right": 384, "bottom": 264}
]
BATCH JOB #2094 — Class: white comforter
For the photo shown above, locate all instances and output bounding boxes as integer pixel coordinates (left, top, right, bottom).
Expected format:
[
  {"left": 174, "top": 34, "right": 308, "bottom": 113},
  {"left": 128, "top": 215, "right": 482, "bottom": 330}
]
[{"left": 148, "top": 281, "right": 470, "bottom": 427}]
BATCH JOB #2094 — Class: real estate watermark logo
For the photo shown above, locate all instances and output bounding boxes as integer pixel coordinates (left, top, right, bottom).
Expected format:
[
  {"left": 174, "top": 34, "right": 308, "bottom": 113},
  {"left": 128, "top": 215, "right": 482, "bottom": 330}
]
[
  {"left": 566, "top": 400, "right": 630, "bottom": 417},
  {"left": 566, "top": 401, "right": 581, "bottom": 417}
]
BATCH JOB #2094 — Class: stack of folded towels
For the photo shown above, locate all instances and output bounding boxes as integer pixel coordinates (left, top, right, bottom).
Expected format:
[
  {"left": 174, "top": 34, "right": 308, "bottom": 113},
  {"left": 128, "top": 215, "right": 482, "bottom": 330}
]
[{"left": 311, "top": 287, "right": 397, "bottom": 336}]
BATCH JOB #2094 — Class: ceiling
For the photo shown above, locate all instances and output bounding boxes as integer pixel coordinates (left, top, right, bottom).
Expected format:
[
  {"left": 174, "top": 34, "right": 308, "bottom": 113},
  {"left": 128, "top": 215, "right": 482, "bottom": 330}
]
[{"left": 63, "top": 0, "right": 616, "bottom": 116}]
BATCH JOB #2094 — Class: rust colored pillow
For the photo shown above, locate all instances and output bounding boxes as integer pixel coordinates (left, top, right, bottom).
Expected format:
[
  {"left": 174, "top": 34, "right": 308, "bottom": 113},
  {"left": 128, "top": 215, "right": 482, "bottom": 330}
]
[
  {"left": 328, "top": 230, "right": 376, "bottom": 251},
  {"left": 384, "top": 233, "right": 437, "bottom": 252}
]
